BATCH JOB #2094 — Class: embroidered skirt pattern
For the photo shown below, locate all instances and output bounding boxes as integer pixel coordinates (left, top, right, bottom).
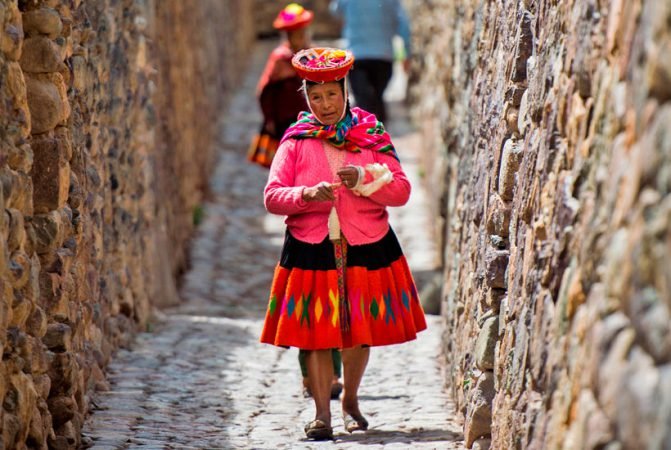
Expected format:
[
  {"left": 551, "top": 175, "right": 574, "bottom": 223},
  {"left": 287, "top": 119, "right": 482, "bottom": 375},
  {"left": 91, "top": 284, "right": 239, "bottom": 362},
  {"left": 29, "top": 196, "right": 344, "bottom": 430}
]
[{"left": 260, "top": 228, "right": 427, "bottom": 349}]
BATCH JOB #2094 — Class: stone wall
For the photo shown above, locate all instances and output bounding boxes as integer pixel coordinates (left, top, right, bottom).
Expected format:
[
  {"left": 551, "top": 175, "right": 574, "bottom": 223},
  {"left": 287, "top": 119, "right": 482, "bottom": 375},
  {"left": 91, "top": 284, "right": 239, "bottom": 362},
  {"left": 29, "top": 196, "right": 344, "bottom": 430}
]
[
  {"left": 409, "top": 0, "right": 671, "bottom": 448},
  {"left": 253, "top": 0, "right": 341, "bottom": 39},
  {"left": 0, "top": 0, "right": 253, "bottom": 448}
]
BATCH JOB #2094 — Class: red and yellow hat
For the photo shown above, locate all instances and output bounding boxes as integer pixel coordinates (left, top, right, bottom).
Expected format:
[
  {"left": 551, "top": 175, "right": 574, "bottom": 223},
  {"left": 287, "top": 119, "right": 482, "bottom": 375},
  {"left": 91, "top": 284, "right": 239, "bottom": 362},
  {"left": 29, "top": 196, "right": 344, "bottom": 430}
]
[
  {"left": 291, "top": 47, "right": 355, "bottom": 83},
  {"left": 273, "top": 3, "right": 314, "bottom": 31}
]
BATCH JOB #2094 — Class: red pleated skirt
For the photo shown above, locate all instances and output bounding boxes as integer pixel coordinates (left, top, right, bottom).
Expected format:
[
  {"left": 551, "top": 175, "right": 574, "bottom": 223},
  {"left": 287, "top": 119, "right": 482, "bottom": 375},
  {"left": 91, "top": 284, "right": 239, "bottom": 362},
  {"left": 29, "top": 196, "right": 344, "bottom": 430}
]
[{"left": 260, "top": 228, "right": 427, "bottom": 350}]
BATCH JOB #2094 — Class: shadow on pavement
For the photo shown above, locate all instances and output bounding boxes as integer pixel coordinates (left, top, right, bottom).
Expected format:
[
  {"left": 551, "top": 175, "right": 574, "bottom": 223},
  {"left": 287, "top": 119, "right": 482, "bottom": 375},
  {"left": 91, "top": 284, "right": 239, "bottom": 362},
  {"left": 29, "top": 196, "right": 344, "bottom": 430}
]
[
  {"left": 358, "top": 393, "right": 411, "bottom": 401},
  {"left": 82, "top": 314, "right": 259, "bottom": 448},
  {"left": 333, "top": 428, "right": 463, "bottom": 445}
]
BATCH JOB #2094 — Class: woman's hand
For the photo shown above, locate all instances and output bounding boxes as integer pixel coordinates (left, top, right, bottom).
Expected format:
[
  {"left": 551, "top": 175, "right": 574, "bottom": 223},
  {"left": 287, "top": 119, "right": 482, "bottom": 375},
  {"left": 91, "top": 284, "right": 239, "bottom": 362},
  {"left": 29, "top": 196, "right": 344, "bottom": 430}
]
[
  {"left": 302, "top": 182, "right": 336, "bottom": 202},
  {"left": 337, "top": 166, "right": 361, "bottom": 190}
]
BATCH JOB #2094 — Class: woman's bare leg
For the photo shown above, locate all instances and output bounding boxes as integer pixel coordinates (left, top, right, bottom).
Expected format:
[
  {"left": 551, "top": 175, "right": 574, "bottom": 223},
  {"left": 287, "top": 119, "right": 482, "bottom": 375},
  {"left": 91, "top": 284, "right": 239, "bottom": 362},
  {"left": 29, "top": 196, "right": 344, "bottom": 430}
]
[
  {"left": 341, "top": 346, "right": 370, "bottom": 418},
  {"left": 305, "top": 349, "right": 334, "bottom": 425}
]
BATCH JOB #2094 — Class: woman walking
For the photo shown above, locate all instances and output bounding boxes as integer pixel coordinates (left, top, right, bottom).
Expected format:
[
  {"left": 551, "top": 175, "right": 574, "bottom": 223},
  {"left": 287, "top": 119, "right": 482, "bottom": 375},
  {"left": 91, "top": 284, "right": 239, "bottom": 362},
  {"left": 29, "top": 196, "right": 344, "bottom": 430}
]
[
  {"left": 260, "top": 47, "right": 426, "bottom": 441},
  {"left": 248, "top": 3, "right": 312, "bottom": 168}
]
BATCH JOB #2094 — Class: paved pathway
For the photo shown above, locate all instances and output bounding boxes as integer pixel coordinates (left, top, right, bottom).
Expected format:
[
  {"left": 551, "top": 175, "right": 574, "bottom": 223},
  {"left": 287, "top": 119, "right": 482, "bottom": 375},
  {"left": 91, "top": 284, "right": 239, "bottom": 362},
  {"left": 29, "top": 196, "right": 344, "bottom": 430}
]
[{"left": 81, "top": 41, "right": 464, "bottom": 450}]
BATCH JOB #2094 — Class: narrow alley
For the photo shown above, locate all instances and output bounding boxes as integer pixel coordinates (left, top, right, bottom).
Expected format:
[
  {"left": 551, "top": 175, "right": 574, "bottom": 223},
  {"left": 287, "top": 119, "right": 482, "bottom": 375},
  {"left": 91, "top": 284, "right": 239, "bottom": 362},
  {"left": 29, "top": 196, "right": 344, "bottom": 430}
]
[
  {"left": 2, "top": 0, "right": 669, "bottom": 448},
  {"left": 80, "top": 41, "right": 465, "bottom": 449}
]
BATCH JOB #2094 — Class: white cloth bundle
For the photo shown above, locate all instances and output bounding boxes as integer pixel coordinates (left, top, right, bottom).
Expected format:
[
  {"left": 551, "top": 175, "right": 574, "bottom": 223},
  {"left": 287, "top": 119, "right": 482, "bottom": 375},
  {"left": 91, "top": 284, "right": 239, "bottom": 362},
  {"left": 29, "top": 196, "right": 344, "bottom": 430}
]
[{"left": 351, "top": 163, "right": 393, "bottom": 197}]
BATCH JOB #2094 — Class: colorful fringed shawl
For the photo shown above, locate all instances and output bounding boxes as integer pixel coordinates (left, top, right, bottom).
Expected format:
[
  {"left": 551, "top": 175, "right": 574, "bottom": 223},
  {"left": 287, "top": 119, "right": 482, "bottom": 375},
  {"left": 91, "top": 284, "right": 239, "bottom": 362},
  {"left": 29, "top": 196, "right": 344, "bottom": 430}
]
[{"left": 281, "top": 107, "right": 399, "bottom": 161}]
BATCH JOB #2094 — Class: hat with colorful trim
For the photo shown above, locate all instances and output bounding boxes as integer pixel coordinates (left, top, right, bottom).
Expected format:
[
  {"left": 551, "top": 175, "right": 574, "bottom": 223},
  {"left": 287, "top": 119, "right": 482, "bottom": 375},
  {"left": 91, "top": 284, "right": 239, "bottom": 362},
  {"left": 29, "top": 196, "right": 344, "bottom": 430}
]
[
  {"left": 291, "top": 47, "right": 355, "bottom": 83},
  {"left": 273, "top": 3, "right": 314, "bottom": 31}
]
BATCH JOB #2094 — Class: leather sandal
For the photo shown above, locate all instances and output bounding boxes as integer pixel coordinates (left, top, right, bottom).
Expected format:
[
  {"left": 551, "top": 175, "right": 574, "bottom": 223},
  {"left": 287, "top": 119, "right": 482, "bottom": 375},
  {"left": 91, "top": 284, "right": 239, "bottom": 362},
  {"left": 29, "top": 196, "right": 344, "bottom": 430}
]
[
  {"left": 343, "top": 412, "right": 368, "bottom": 433},
  {"left": 304, "top": 419, "right": 333, "bottom": 440}
]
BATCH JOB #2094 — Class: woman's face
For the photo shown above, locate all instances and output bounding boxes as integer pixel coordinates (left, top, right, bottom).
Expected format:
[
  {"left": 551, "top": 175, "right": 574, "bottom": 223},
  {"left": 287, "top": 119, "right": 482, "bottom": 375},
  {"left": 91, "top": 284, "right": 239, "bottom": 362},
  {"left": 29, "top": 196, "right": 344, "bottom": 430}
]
[{"left": 307, "top": 82, "right": 345, "bottom": 126}]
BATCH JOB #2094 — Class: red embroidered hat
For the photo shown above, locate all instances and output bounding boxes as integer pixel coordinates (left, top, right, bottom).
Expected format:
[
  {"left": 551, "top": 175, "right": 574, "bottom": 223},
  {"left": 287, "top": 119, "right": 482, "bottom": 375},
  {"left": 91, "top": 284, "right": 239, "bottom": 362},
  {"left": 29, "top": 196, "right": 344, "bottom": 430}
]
[
  {"left": 273, "top": 3, "right": 314, "bottom": 31},
  {"left": 291, "top": 47, "right": 355, "bottom": 83}
]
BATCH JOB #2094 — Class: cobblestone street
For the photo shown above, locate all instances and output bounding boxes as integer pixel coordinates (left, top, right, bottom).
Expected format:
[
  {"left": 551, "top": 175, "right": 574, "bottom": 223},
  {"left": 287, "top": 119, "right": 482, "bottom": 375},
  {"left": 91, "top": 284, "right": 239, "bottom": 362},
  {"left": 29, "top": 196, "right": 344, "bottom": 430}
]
[{"left": 81, "top": 42, "right": 465, "bottom": 450}]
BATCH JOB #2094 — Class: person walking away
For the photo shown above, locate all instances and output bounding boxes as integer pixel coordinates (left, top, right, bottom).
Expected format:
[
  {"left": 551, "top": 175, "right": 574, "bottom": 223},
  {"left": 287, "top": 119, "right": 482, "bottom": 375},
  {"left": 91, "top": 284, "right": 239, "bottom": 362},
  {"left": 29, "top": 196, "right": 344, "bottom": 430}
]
[{"left": 330, "top": 0, "right": 411, "bottom": 124}]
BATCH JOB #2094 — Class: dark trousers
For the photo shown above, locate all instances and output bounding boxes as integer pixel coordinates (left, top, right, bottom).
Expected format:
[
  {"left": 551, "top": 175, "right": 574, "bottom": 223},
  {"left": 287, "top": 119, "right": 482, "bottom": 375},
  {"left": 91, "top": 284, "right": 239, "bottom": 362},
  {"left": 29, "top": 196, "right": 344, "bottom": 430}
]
[{"left": 348, "top": 59, "right": 393, "bottom": 123}]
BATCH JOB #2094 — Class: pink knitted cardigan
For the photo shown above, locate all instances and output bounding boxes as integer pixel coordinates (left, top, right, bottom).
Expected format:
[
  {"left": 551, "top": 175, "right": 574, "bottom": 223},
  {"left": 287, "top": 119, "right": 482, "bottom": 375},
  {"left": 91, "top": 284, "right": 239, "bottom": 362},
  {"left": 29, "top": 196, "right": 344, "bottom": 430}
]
[{"left": 264, "top": 138, "right": 411, "bottom": 245}]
